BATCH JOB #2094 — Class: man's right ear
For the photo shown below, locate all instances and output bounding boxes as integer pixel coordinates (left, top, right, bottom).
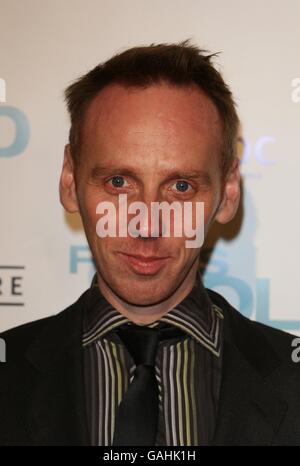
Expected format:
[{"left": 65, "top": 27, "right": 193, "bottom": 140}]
[{"left": 59, "top": 144, "right": 79, "bottom": 213}]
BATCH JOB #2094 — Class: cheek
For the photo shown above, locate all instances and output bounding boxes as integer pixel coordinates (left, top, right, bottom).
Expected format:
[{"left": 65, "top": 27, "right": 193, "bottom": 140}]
[
  {"left": 204, "top": 188, "right": 222, "bottom": 220},
  {"left": 77, "top": 192, "right": 101, "bottom": 239}
]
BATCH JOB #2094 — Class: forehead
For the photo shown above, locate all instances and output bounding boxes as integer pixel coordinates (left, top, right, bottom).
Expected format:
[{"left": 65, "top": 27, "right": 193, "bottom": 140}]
[{"left": 81, "top": 82, "right": 222, "bottom": 158}]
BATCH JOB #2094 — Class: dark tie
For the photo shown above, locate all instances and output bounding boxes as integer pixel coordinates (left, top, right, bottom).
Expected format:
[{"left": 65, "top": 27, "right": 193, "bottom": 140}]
[{"left": 112, "top": 322, "right": 185, "bottom": 446}]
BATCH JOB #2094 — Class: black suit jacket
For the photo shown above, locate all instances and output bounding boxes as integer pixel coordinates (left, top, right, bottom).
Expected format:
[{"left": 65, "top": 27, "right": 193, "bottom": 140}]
[{"left": 0, "top": 287, "right": 299, "bottom": 446}]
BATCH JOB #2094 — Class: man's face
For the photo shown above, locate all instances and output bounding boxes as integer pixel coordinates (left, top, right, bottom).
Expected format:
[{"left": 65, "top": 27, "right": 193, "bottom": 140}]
[{"left": 60, "top": 82, "right": 239, "bottom": 305}]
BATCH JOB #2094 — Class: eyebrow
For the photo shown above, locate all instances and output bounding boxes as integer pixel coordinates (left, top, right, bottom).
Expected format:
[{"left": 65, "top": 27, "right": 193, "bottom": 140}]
[
  {"left": 90, "top": 165, "right": 139, "bottom": 179},
  {"left": 89, "top": 165, "right": 212, "bottom": 186}
]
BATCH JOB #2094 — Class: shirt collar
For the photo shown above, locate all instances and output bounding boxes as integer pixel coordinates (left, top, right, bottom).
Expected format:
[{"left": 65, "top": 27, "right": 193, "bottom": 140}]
[{"left": 82, "top": 271, "right": 223, "bottom": 357}]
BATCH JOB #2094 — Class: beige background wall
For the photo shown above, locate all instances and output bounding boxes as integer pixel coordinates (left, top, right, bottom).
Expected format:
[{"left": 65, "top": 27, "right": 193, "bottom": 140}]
[{"left": 0, "top": 0, "right": 299, "bottom": 334}]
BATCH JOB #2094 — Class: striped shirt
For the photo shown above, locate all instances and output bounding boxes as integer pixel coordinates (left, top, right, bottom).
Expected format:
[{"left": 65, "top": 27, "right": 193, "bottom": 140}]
[{"left": 82, "top": 272, "right": 224, "bottom": 446}]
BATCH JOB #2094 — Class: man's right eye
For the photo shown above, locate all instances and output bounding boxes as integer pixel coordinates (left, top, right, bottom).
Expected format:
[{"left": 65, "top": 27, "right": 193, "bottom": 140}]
[{"left": 108, "top": 176, "right": 126, "bottom": 188}]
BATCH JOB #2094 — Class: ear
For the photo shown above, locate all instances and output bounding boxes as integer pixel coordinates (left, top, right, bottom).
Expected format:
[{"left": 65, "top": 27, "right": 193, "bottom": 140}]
[
  {"left": 59, "top": 144, "right": 79, "bottom": 213},
  {"left": 215, "top": 157, "right": 240, "bottom": 224}
]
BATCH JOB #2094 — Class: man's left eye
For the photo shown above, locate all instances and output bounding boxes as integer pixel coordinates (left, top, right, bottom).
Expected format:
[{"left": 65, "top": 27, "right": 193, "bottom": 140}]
[
  {"left": 108, "top": 176, "right": 128, "bottom": 188},
  {"left": 172, "top": 180, "right": 191, "bottom": 193}
]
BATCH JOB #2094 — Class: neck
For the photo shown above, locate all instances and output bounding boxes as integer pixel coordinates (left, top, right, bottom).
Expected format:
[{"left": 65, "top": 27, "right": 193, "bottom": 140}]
[{"left": 97, "top": 261, "right": 199, "bottom": 325}]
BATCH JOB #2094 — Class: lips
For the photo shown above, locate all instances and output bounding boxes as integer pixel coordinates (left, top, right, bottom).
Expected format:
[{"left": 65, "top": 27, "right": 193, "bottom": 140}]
[
  {"left": 125, "top": 253, "right": 169, "bottom": 262},
  {"left": 117, "top": 252, "right": 171, "bottom": 275}
]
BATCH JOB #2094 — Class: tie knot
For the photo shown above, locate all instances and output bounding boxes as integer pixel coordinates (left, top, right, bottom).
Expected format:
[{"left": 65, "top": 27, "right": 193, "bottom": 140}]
[
  {"left": 116, "top": 324, "right": 159, "bottom": 367},
  {"left": 116, "top": 322, "right": 186, "bottom": 367}
]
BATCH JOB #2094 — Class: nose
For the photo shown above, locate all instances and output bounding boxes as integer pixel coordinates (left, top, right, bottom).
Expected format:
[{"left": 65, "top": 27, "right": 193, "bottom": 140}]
[
  {"left": 128, "top": 199, "right": 162, "bottom": 239},
  {"left": 129, "top": 186, "right": 167, "bottom": 239}
]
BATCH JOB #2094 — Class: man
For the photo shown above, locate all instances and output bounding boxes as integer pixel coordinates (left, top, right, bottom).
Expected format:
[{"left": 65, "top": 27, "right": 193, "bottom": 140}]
[{"left": 0, "top": 40, "right": 299, "bottom": 446}]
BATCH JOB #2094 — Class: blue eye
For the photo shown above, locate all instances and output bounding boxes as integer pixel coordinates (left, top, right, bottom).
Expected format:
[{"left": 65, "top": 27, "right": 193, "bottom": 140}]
[
  {"left": 175, "top": 180, "right": 190, "bottom": 192},
  {"left": 111, "top": 176, "right": 125, "bottom": 188}
]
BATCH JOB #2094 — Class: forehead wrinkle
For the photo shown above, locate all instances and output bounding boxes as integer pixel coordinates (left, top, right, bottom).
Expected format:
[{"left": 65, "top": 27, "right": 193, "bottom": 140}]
[{"left": 82, "top": 82, "right": 222, "bottom": 160}]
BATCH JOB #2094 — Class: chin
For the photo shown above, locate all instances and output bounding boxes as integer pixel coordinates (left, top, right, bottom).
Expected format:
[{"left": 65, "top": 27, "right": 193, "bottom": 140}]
[
  {"left": 115, "top": 277, "right": 174, "bottom": 306},
  {"left": 121, "top": 293, "right": 167, "bottom": 306}
]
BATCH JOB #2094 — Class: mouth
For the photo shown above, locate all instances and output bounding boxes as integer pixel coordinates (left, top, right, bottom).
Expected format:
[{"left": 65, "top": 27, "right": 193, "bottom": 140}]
[{"left": 116, "top": 252, "right": 171, "bottom": 276}]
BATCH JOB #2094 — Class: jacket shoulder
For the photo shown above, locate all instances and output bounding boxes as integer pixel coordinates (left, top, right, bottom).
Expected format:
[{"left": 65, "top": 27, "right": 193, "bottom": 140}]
[
  {"left": 207, "top": 288, "right": 297, "bottom": 365},
  {"left": 0, "top": 315, "right": 56, "bottom": 359},
  {"left": 0, "top": 288, "right": 89, "bottom": 360}
]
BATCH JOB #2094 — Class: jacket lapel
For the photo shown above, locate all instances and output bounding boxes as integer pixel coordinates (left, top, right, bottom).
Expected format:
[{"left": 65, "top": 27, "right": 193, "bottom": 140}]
[
  {"left": 209, "top": 290, "right": 288, "bottom": 446},
  {"left": 211, "top": 339, "right": 287, "bottom": 445},
  {"left": 24, "top": 291, "right": 90, "bottom": 446}
]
